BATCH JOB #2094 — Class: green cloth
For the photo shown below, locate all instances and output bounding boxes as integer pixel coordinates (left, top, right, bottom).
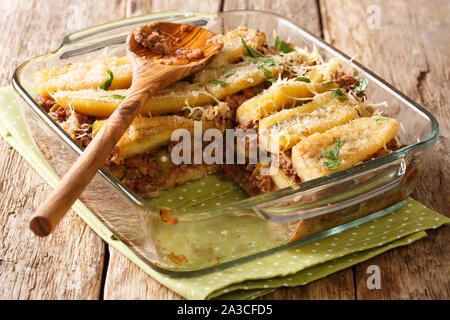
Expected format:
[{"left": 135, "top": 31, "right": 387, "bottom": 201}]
[{"left": 1, "top": 86, "right": 448, "bottom": 300}]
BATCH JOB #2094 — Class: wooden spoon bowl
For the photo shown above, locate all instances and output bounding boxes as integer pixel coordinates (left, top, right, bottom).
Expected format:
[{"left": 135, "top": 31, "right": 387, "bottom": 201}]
[{"left": 29, "top": 21, "right": 223, "bottom": 237}]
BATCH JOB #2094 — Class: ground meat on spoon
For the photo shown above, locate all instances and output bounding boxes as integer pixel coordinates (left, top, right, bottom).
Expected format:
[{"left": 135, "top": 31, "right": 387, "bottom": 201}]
[
  {"left": 133, "top": 28, "right": 176, "bottom": 55},
  {"left": 133, "top": 25, "right": 204, "bottom": 64}
]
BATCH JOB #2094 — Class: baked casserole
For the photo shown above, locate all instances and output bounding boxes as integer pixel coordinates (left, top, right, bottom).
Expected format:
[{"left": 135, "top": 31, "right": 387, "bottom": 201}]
[{"left": 33, "top": 27, "right": 404, "bottom": 198}]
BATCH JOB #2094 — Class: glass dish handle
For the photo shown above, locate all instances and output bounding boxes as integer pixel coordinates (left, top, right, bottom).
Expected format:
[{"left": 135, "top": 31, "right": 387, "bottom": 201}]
[{"left": 253, "top": 158, "right": 407, "bottom": 223}]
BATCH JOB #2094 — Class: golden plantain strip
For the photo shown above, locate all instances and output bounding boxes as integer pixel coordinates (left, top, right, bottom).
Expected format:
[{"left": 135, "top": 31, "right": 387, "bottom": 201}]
[
  {"left": 309, "top": 58, "right": 343, "bottom": 82},
  {"left": 208, "top": 27, "right": 266, "bottom": 68},
  {"left": 53, "top": 82, "right": 214, "bottom": 117},
  {"left": 93, "top": 115, "right": 194, "bottom": 162},
  {"left": 259, "top": 92, "right": 360, "bottom": 152},
  {"left": 291, "top": 116, "right": 399, "bottom": 181},
  {"left": 53, "top": 89, "right": 128, "bottom": 118},
  {"left": 35, "top": 57, "right": 132, "bottom": 96},
  {"left": 236, "top": 79, "right": 336, "bottom": 123},
  {"left": 195, "top": 61, "right": 283, "bottom": 101}
]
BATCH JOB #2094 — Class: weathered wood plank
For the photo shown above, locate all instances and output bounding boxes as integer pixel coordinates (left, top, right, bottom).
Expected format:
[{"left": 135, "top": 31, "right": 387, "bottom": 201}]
[
  {"left": 320, "top": 0, "right": 450, "bottom": 299},
  {"left": 125, "top": 0, "right": 223, "bottom": 16},
  {"left": 223, "top": 0, "right": 322, "bottom": 37},
  {"left": 0, "top": 0, "right": 126, "bottom": 299},
  {"left": 263, "top": 269, "right": 355, "bottom": 300}
]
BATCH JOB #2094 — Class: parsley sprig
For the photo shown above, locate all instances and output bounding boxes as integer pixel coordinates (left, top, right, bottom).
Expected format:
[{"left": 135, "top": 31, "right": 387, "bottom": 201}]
[
  {"left": 222, "top": 71, "right": 234, "bottom": 78},
  {"left": 241, "top": 38, "right": 263, "bottom": 58},
  {"left": 353, "top": 78, "right": 368, "bottom": 92},
  {"left": 274, "top": 36, "right": 294, "bottom": 53},
  {"left": 294, "top": 76, "right": 311, "bottom": 83},
  {"left": 333, "top": 88, "right": 347, "bottom": 100},
  {"left": 257, "top": 65, "right": 274, "bottom": 77},
  {"left": 321, "top": 138, "right": 346, "bottom": 169},
  {"left": 211, "top": 79, "right": 227, "bottom": 85},
  {"left": 101, "top": 94, "right": 125, "bottom": 99},
  {"left": 100, "top": 70, "right": 113, "bottom": 90}
]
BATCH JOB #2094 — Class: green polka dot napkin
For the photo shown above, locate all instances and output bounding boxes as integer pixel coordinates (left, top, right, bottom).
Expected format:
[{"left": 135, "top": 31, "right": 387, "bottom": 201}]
[{"left": 1, "top": 86, "right": 448, "bottom": 300}]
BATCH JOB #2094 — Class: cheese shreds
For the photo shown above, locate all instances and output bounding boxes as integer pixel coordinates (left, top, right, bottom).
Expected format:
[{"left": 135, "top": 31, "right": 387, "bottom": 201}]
[
  {"left": 196, "top": 61, "right": 283, "bottom": 101},
  {"left": 207, "top": 27, "right": 266, "bottom": 68},
  {"left": 291, "top": 116, "right": 399, "bottom": 181},
  {"left": 259, "top": 92, "right": 360, "bottom": 152},
  {"left": 52, "top": 82, "right": 214, "bottom": 117},
  {"left": 236, "top": 79, "right": 331, "bottom": 123}
]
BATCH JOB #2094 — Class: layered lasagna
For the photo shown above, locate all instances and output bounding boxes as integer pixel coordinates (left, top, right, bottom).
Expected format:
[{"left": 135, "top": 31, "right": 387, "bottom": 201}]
[{"left": 34, "top": 27, "right": 403, "bottom": 198}]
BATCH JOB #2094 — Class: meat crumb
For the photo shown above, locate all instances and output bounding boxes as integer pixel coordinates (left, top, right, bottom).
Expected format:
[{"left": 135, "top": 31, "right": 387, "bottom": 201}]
[
  {"left": 133, "top": 28, "right": 176, "bottom": 55},
  {"left": 160, "top": 208, "right": 178, "bottom": 226},
  {"left": 169, "top": 252, "right": 187, "bottom": 266}
]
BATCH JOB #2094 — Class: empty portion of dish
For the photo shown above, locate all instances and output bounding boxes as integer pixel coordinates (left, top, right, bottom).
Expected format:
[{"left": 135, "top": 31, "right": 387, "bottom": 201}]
[{"left": 33, "top": 26, "right": 404, "bottom": 198}]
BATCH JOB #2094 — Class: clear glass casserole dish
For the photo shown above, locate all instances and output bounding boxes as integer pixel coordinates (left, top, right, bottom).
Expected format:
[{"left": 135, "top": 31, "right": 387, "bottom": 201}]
[{"left": 12, "top": 10, "right": 439, "bottom": 275}]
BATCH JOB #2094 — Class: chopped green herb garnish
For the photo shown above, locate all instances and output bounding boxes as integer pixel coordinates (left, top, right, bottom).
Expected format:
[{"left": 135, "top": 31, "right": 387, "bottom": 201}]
[
  {"left": 334, "top": 138, "right": 346, "bottom": 147},
  {"left": 353, "top": 70, "right": 359, "bottom": 77},
  {"left": 277, "top": 124, "right": 283, "bottom": 132},
  {"left": 243, "top": 56, "right": 258, "bottom": 63},
  {"left": 222, "top": 71, "right": 234, "bottom": 78},
  {"left": 101, "top": 94, "right": 126, "bottom": 99},
  {"left": 321, "top": 137, "right": 346, "bottom": 169},
  {"left": 333, "top": 88, "right": 347, "bottom": 100},
  {"left": 211, "top": 79, "right": 227, "bottom": 85},
  {"left": 321, "top": 80, "right": 335, "bottom": 85},
  {"left": 294, "top": 76, "right": 311, "bottom": 83},
  {"left": 295, "top": 101, "right": 304, "bottom": 106},
  {"left": 258, "top": 65, "right": 274, "bottom": 76},
  {"left": 100, "top": 70, "right": 113, "bottom": 90},
  {"left": 260, "top": 58, "right": 280, "bottom": 66},
  {"left": 265, "top": 77, "right": 277, "bottom": 84},
  {"left": 6, "top": 132, "right": 12, "bottom": 137},
  {"left": 110, "top": 235, "right": 119, "bottom": 241},
  {"left": 376, "top": 118, "right": 384, "bottom": 125},
  {"left": 274, "top": 36, "right": 294, "bottom": 53},
  {"left": 88, "top": 124, "right": 93, "bottom": 128},
  {"left": 255, "top": 89, "right": 264, "bottom": 95},
  {"left": 324, "top": 160, "right": 339, "bottom": 169},
  {"left": 353, "top": 78, "right": 368, "bottom": 92},
  {"left": 241, "top": 37, "right": 263, "bottom": 58}
]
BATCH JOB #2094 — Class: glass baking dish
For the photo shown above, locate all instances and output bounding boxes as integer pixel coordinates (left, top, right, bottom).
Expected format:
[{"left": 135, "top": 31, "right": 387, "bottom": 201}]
[{"left": 12, "top": 10, "right": 439, "bottom": 275}]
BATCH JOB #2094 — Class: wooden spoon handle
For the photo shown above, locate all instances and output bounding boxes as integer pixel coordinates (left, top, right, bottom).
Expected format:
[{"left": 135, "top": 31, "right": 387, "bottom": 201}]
[{"left": 29, "top": 88, "right": 153, "bottom": 236}]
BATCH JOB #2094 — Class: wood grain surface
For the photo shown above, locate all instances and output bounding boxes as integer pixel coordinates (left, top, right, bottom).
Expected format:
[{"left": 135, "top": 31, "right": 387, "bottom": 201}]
[{"left": 0, "top": 0, "right": 448, "bottom": 300}]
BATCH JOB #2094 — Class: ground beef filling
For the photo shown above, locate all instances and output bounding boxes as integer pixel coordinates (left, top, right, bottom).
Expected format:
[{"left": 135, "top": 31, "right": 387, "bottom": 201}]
[
  {"left": 278, "top": 150, "right": 301, "bottom": 184},
  {"left": 223, "top": 84, "right": 268, "bottom": 113},
  {"left": 221, "top": 163, "right": 276, "bottom": 196},
  {"left": 35, "top": 83, "right": 403, "bottom": 197},
  {"left": 35, "top": 95, "right": 56, "bottom": 112},
  {"left": 36, "top": 95, "right": 94, "bottom": 148},
  {"left": 133, "top": 27, "right": 177, "bottom": 55},
  {"left": 132, "top": 25, "right": 204, "bottom": 64}
]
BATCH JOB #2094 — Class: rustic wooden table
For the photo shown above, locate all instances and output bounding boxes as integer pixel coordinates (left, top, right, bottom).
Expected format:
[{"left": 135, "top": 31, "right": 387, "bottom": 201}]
[{"left": 0, "top": 0, "right": 448, "bottom": 300}]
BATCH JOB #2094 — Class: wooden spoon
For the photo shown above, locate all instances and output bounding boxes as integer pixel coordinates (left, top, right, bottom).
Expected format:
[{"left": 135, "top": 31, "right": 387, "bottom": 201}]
[{"left": 29, "top": 22, "right": 223, "bottom": 236}]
